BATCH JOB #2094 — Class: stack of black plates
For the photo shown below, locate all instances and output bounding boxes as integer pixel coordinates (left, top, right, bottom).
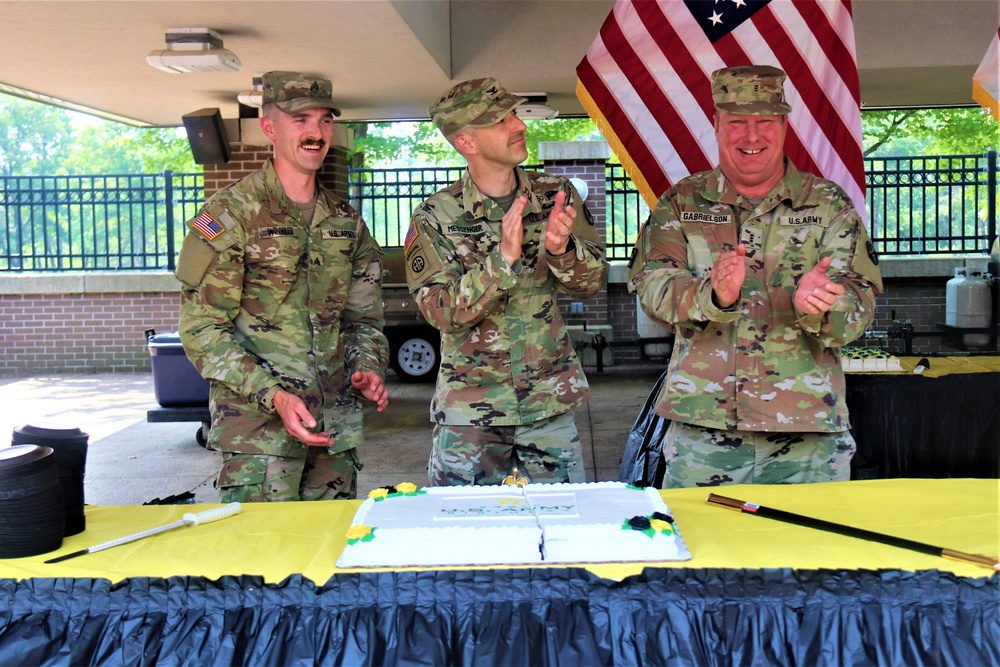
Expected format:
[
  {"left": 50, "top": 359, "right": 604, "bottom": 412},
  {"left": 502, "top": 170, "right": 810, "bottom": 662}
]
[
  {"left": 11, "top": 424, "right": 89, "bottom": 536},
  {"left": 0, "top": 445, "right": 65, "bottom": 558}
]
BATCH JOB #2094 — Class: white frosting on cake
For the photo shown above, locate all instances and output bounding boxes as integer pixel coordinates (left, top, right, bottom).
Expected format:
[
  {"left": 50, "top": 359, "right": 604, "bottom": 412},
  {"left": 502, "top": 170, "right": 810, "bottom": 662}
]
[
  {"left": 337, "top": 486, "right": 542, "bottom": 567},
  {"left": 524, "top": 483, "right": 691, "bottom": 563},
  {"left": 337, "top": 481, "right": 691, "bottom": 568}
]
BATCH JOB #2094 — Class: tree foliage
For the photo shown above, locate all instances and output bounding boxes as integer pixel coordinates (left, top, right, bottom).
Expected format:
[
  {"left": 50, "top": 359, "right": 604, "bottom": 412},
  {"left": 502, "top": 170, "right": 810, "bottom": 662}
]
[
  {"left": 350, "top": 108, "right": 995, "bottom": 167},
  {"left": 0, "top": 93, "right": 199, "bottom": 176},
  {"left": 0, "top": 96, "right": 74, "bottom": 176},
  {"left": 349, "top": 117, "right": 603, "bottom": 168},
  {"left": 861, "top": 107, "right": 998, "bottom": 157},
  {"left": 2, "top": 89, "right": 997, "bottom": 176}
]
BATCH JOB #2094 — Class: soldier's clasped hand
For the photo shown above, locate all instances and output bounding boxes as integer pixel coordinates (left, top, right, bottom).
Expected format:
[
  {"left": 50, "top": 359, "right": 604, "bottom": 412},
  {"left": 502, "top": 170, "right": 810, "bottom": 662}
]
[
  {"left": 794, "top": 257, "right": 845, "bottom": 315},
  {"left": 500, "top": 196, "right": 527, "bottom": 267},
  {"left": 710, "top": 244, "right": 747, "bottom": 308},
  {"left": 544, "top": 191, "right": 575, "bottom": 256},
  {"left": 273, "top": 389, "right": 335, "bottom": 447}
]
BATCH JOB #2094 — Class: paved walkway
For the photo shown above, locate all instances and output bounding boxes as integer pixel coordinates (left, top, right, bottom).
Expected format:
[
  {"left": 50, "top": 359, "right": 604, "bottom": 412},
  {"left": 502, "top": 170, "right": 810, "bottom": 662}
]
[{"left": 0, "top": 365, "right": 665, "bottom": 505}]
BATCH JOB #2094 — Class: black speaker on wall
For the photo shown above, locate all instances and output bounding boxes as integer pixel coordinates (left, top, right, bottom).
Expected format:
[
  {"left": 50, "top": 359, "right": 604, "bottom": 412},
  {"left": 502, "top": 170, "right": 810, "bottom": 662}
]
[{"left": 182, "top": 108, "right": 231, "bottom": 165}]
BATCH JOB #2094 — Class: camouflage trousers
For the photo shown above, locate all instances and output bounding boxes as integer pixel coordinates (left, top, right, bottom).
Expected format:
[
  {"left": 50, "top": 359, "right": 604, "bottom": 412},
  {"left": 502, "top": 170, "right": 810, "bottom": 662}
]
[
  {"left": 429, "top": 411, "right": 586, "bottom": 486},
  {"left": 217, "top": 447, "right": 360, "bottom": 502},
  {"left": 660, "top": 422, "right": 856, "bottom": 488}
]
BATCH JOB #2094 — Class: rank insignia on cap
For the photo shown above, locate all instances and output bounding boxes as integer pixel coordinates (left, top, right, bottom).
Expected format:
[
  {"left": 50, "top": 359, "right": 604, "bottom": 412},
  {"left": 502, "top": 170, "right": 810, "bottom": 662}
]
[{"left": 192, "top": 212, "right": 225, "bottom": 240}]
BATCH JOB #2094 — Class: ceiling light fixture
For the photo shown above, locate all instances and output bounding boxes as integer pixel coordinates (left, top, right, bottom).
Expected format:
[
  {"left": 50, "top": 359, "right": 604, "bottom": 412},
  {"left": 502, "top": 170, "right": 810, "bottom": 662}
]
[
  {"left": 514, "top": 92, "right": 559, "bottom": 120},
  {"left": 147, "top": 28, "right": 242, "bottom": 74},
  {"left": 237, "top": 73, "right": 264, "bottom": 107}
]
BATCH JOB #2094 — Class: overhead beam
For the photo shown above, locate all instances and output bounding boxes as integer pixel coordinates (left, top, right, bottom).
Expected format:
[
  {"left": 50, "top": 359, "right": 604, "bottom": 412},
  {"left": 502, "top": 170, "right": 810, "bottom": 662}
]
[{"left": 390, "top": 0, "right": 452, "bottom": 79}]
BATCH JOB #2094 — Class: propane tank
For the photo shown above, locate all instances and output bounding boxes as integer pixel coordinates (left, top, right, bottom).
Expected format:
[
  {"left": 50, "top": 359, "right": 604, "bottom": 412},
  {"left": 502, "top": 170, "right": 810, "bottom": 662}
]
[
  {"left": 946, "top": 267, "right": 993, "bottom": 348},
  {"left": 636, "top": 296, "right": 673, "bottom": 359},
  {"left": 945, "top": 267, "right": 968, "bottom": 328}
]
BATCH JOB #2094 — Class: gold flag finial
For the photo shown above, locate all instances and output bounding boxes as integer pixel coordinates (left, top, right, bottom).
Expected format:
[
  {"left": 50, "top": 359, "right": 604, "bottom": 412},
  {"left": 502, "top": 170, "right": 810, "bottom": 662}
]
[{"left": 501, "top": 466, "right": 528, "bottom": 487}]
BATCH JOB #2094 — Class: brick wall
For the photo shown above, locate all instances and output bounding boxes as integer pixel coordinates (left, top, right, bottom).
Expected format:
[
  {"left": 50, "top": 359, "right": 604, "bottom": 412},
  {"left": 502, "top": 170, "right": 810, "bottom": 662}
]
[
  {"left": 0, "top": 288, "right": 180, "bottom": 375},
  {"left": 2, "top": 266, "right": 992, "bottom": 376}
]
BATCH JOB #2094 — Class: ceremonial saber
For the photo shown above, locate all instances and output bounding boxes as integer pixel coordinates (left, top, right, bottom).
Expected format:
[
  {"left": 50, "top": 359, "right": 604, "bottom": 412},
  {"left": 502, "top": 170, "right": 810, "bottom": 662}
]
[
  {"left": 45, "top": 502, "right": 242, "bottom": 564},
  {"left": 706, "top": 494, "right": 999, "bottom": 571}
]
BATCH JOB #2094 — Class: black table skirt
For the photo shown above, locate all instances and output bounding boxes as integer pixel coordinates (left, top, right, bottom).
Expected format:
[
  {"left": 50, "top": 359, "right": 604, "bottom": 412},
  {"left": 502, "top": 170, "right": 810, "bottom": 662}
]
[
  {"left": 847, "top": 371, "right": 1000, "bottom": 479},
  {"left": 2, "top": 568, "right": 997, "bottom": 666}
]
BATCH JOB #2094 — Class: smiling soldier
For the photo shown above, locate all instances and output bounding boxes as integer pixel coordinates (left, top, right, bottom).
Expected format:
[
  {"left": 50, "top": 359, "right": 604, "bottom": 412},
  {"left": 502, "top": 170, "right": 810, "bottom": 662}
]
[
  {"left": 628, "top": 65, "right": 882, "bottom": 488},
  {"left": 175, "top": 71, "right": 388, "bottom": 502}
]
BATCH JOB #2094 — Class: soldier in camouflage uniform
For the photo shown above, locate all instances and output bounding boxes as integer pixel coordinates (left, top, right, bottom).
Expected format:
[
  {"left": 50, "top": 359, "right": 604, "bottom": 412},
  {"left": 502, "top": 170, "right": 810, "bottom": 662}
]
[
  {"left": 175, "top": 72, "right": 389, "bottom": 502},
  {"left": 628, "top": 65, "right": 883, "bottom": 488},
  {"left": 406, "top": 78, "right": 609, "bottom": 486}
]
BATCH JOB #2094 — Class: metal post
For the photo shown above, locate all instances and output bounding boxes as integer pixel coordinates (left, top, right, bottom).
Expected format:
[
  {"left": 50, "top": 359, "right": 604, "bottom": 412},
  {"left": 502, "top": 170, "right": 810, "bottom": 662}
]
[
  {"left": 987, "top": 150, "right": 997, "bottom": 253},
  {"left": 164, "top": 170, "right": 175, "bottom": 272}
]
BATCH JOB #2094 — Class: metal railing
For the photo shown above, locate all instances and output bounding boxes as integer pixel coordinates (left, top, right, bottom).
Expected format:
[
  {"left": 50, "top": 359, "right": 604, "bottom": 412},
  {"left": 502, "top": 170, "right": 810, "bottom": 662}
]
[
  {"left": 348, "top": 164, "right": 541, "bottom": 248},
  {"left": 0, "top": 171, "right": 202, "bottom": 272},
  {"left": 349, "top": 166, "right": 466, "bottom": 248},
  {"left": 602, "top": 151, "right": 999, "bottom": 260},
  {"left": 605, "top": 164, "right": 650, "bottom": 261},
  {"left": 1, "top": 153, "right": 996, "bottom": 272},
  {"left": 866, "top": 152, "right": 997, "bottom": 255}
]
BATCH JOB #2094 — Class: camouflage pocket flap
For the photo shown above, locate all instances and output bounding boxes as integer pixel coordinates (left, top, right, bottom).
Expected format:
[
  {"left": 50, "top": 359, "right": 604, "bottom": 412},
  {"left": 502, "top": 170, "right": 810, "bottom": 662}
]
[{"left": 217, "top": 454, "right": 267, "bottom": 488}]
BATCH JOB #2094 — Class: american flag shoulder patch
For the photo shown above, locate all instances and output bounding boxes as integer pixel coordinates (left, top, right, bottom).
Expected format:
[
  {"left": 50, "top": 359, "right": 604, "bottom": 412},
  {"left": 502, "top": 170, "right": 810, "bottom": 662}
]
[
  {"left": 192, "top": 212, "right": 225, "bottom": 240},
  {"left": 403, "top": 220, "right": 419, "bottom": 255}
]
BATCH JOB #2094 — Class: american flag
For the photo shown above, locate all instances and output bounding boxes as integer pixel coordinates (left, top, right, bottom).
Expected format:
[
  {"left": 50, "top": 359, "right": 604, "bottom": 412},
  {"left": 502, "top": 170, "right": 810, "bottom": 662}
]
[
  {"left": 192, "top": 212, "right": 224, "bottom": 240},
  {"left": 404, "top": 220, "right": 419, "bottom": 255},
  {"left": 576, "top": 0, "right": 866, "bottom": 219},
  {"left": 972, "top": 26, "right": 1000, "bottom": 123}
]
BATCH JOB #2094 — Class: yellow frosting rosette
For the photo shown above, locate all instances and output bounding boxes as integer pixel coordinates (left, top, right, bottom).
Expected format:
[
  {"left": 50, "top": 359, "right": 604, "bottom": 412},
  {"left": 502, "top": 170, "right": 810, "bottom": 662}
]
[
  {"left": 345, "top": 524, "right": 373, "bottom": 544},
  {"left": 649, "top": 518, "right": 674, "bottom": 535}
]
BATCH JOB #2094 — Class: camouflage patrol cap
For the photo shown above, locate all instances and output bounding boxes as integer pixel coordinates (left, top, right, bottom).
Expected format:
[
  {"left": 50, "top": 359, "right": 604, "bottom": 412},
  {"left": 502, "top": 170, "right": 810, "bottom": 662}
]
[
  {"left": 429, "top": 78, "right": 526, "bottom": 136},
  {"left": 261, "top": 71, "right": 342, "bottom": 116},
  {"left": 711, "top": 65, "right": 792, "bottom": 115}
]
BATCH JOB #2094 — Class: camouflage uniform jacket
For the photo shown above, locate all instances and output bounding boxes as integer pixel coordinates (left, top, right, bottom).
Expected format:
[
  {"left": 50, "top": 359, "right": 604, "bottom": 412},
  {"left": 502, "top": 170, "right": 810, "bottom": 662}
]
[
  {"left": 406, "top": 167, "right": 608, "bottom": 426},
  {"left": 175, "top": 158, "right": 388, "bottom": 457},
  {"left": 627, "top": 161, "right": 882, "bottom": 433}
]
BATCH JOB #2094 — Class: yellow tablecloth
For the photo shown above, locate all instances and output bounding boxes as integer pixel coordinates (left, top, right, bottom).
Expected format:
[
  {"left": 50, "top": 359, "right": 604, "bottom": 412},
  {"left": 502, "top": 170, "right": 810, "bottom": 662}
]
[
  {"left": 3, "top": 478, "right": 996, "bottom": 583},
  {"left": 848, "top": 355, "right": 1000, "bottom": 378}
]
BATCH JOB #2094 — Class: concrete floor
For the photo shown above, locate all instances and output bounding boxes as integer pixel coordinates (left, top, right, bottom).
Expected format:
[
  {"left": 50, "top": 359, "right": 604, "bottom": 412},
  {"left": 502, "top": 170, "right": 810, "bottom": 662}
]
[{"left": 0, "top": 364, "right": 666, "bottom": 505}]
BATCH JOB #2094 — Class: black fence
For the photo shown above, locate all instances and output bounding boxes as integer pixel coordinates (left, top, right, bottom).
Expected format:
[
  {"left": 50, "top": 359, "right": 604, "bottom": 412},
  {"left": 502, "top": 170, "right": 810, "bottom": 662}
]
[
  {"left": 0, "top": 171, "right": 202, "bottom": 272},
  {"left": 602, "top": 151, "right": 999, "bottom": 261},
  {"left": 1, "top": 153, "right": 996, "bottom": 272}
]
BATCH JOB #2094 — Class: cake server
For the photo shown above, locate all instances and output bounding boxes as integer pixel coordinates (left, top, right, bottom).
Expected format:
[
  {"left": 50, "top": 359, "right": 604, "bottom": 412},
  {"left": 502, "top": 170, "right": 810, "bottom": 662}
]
[{"left": 44, "top": 502, "right": 242, "bottom": 564}]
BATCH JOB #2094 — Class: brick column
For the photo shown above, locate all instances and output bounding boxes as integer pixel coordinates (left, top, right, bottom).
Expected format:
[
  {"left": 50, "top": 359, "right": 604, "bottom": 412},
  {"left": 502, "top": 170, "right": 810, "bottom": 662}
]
[
  {"left": 538, "top": 141, "right": 614, "bottom": 366},
  {"left": 538, "top": 141, "right": 611, "bottom": 327}
]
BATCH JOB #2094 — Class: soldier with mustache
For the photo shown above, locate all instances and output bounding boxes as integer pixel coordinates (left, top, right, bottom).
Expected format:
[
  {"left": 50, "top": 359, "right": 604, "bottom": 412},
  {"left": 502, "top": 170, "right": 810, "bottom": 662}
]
[{"left": 175, "top": 71, "right": 388, "bottom": 502}]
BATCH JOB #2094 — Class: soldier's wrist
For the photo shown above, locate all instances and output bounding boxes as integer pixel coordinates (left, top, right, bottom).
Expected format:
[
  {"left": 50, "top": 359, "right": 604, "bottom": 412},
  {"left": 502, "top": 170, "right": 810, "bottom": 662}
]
[{"left": 259, "top": 385, "right": 282, "bottom": 413}]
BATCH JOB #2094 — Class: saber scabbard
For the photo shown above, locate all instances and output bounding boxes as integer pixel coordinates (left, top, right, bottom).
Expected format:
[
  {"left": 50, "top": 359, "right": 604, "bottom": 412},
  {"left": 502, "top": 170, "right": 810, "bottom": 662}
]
[{"left": 706, "top": 493, "right": 999, "bottom": 571}]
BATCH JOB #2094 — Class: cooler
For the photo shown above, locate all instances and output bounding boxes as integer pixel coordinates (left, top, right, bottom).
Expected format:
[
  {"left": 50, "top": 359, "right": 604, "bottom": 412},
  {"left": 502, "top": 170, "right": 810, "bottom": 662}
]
[{"left": 146, "top": 331, "right": 210, "bottom": 407}]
